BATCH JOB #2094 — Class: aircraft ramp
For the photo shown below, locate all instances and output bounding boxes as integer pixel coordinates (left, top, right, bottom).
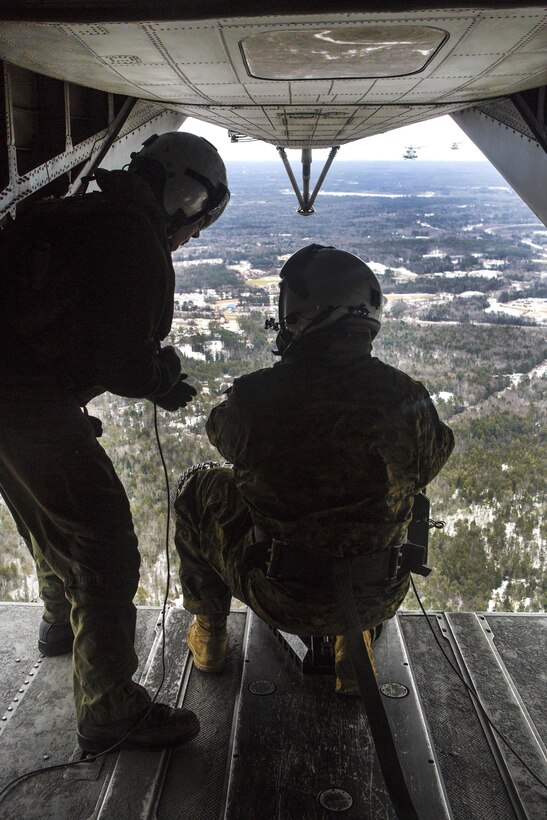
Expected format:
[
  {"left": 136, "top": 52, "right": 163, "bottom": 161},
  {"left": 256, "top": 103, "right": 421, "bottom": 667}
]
[{"left": 0, "top": 603, "right": 545, "bottom": 819}]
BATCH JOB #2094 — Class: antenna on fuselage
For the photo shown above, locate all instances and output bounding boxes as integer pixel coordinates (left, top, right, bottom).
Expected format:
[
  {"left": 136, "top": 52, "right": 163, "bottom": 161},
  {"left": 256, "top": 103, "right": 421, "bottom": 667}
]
[{"left": 277, "top": 145, "right": 340, "bottom": 215}]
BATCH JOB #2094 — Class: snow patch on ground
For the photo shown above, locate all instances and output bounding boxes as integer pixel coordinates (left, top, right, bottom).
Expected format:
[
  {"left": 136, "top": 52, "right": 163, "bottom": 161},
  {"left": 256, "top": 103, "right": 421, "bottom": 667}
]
[
  {"left": 175, "top": 258, "right": 223, "bottom": 267},
  {"left": 488, "top": 579, "right": 509, "bottom": 611},
  {"left": 442, "top": 504, "right": 496, "bottom": 535}
]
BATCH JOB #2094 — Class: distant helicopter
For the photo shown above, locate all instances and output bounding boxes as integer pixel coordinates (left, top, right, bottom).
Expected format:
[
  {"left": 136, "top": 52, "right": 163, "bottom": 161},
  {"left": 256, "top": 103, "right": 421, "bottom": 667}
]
[
  {"left": 403, "top": 145, "right": 419, "bottom": 160},
  {"left": 451, "top": 142, "right": 461, "bottom": 150}
]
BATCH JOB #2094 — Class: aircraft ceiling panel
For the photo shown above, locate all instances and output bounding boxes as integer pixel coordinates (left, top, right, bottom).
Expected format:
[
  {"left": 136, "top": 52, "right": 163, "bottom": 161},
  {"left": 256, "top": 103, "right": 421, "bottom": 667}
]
[
  {"left": 434, "top": 54, "right": 513, "bottom": 77},
  {"left": 329, "top": 87, "right": 377, "bottom": 104},
  {"left": 181, "top": 63, "right": 239, "bottom": 85},
  {"left": 114, "top": 64, "right": 181, "bottom": 85},
  {"left": 56, "top": 68, "right": 145, "bottom": 98},
  {"left": 522, "top": 27, "right": 547, "bottom": 53},
  {"left": 289, "top": 81, "right": 335, "bottom": 97},
  {"left": 137, "top": 87, "right": 206, "bottom": 103},
  {"left": 0, "top": 25, "right": 106, "bottom": 83},
  {"left": 61, "top": 23, "right": 161, "bottom": 62},
  {"left": 488, "top": 52, "right": 547, "bottom": 77},
  {"left": 517, "top": 68, "right": 547, "bottom": 90},
  {"left": 0, "top": 7, "right": 545, "bottom": 148},
  {"left": 245, "top": 84, "right": 293, "bottom": 104},
  {"left": 405, "top": 77, "right": 477, "bottom": 97},
  {"left": 151, "top": 22, "right": 231, "bottom": 65},
  {"left": 173, "top": 101, "right": 473, "bottom": 147},
  {"left": 197, "top": 84, "right": 253, "bottom": 103},
  {"left": 349, "top": 77, "right": 420, "bottom": 96},
  {"left": 465, "top": 72, "right": 547, "bottom": 96},
  {"left": 455, "top": 12, "right": 546, "bottom": 52}
]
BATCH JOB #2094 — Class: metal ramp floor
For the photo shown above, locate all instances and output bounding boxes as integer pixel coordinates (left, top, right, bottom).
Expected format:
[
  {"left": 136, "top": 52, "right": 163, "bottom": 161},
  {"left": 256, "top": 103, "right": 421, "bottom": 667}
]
[{"left": 0, "top": 603, "right": 545, "bottom": 819}]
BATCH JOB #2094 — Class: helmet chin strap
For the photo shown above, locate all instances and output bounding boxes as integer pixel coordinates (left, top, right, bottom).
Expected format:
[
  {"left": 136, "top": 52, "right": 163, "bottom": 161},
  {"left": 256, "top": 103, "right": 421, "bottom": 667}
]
[
  {"left": 272, "top": 306, "right": 378, "bottom": 357},
  {"left": 166, "top": 209, "right": 204, "bottom": 241},
  {"left": 273, "top": 326, "right": 294, "bottom": 356},
  {"left": 275, "top": 307, "right": 338, "bottom": 357}
]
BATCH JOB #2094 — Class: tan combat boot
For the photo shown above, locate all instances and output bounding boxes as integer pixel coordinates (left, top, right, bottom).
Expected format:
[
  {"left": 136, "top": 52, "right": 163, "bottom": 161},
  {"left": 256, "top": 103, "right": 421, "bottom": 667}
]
[
  {"left": 187, "top": 615, "right": 228, "bottom": 673},
  {"left": 334, "top": 629, "right": 377, "bottom": 696}
]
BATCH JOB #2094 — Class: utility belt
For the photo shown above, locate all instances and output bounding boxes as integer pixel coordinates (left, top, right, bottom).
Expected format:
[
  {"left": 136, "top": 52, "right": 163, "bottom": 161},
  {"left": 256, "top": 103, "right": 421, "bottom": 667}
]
[{"left": 242, "top": 526, "right": 431, "bottom": 586}]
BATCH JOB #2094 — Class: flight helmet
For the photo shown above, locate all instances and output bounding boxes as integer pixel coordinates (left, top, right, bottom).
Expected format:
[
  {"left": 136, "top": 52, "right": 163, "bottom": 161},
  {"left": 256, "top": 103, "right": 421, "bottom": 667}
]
[
  {"left": 275, "top": 244, "right": 384, "bottom": 353},
  {"left": 129, "top": 132, "right": 230, "bottom": 235}
]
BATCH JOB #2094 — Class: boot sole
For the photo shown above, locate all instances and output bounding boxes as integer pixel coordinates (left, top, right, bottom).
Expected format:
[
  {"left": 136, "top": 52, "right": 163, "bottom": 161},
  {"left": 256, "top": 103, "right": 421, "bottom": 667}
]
[
  {"left": 77, "top": 721, "right": 200, "bottom": 755},
  {"left": 191, "top": 657, "right": 225, "bottom": 673}
]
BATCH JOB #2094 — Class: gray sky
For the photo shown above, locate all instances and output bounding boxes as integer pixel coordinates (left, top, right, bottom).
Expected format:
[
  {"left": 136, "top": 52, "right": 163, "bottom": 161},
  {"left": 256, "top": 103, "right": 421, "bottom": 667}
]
[{"left": 183, "top": 113, "right": 487, "bottom": 162}]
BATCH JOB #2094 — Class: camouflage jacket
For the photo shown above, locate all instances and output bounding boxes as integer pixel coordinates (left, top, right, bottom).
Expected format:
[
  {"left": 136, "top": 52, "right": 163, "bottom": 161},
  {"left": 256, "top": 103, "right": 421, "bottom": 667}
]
[
  {"left": 1, "top": 170, "right": 176, "bottom": 403},
  {"left": 206, "top": 321, "right": 454, "bottom": 558}
]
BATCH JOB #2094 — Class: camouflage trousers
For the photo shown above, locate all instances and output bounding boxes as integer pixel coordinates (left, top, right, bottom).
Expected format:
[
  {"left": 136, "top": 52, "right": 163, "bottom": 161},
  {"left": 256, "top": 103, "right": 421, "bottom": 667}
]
[
  {"left": 0, "top": 382, "right": 150, "bottom": 725},
  {"left": 174, "top": 466, "right": 409, "bottom": 635}
]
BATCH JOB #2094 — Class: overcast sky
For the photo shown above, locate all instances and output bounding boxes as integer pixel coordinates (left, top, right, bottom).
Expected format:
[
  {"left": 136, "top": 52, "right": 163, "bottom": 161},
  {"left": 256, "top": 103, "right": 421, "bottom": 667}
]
[{"left": 182, "top": 113, "right": 487, "bottom": 162}]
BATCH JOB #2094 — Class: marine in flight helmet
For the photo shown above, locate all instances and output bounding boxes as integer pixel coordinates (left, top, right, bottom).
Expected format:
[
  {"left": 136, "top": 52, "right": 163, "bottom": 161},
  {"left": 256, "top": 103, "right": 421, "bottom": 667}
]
[
  {"left": 273, "top": 244, "right": 384, "bottom": 354},
  {"left": 128, "top": 131, "right": 230, "bottom": 239}
]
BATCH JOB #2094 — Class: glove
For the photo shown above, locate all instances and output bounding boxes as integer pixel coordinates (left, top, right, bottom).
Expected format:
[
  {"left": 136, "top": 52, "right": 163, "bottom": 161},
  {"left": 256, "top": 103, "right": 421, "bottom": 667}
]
[
  {"left": 154, "top": 375, "right": 197, "bottom": 411},
  {"left": 157, "top": 345, "right": 182, "bottom": 385},
  {"left": 87, "top": 415, "right": 103, "bottom": 438}
]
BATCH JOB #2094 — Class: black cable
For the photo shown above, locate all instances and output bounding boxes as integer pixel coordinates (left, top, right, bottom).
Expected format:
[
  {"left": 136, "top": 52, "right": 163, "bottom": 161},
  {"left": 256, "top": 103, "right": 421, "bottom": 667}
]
[
  {"left": 152, "top": 399, "right": 171, "bottom": 704},
  {"left": 411, "top": 576, "right": 547, "bottom": 792},
  {"left": 0, "top": 401, "right": 172, "bottom": 803}
]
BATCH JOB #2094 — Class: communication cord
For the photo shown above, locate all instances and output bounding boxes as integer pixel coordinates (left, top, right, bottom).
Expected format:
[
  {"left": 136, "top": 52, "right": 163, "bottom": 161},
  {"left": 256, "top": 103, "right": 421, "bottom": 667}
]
[
  {"left": 411, "top": 576, "right": 547, "bottom": 793},
  {"left": 0, "top": 402, "right": 172, "bottom": 803}
]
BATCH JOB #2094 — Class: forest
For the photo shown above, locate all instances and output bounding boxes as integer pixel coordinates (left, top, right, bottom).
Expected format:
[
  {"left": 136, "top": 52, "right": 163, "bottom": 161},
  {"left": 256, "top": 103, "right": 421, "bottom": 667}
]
[
  {"left": 1, "top": 317, "right": 543, "bottom": 614},
  {"left": 0, "top": 161, "right": 545, "bottom": 615}
]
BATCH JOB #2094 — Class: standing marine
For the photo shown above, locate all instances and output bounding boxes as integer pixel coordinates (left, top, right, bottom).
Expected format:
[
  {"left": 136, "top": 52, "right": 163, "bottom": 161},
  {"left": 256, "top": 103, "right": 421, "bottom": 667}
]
[
  {"left": 0, "top": 132, "right": 230, "bottom": 752},
  {"left": 174, "top": 244, "right": 454, "bottom": 692}
]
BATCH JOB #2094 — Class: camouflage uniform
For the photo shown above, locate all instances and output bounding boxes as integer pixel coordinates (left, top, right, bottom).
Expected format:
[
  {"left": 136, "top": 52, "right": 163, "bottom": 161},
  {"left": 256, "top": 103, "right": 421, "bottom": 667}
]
[
  {"left": 175, "top": 321, "right": 454, "bottom": 635},
  {"left": 0, "top": 171, "right": 179, "bottom": 724},
  {"left": 2, "top": 495, "right": 71, "bottom": 624}
]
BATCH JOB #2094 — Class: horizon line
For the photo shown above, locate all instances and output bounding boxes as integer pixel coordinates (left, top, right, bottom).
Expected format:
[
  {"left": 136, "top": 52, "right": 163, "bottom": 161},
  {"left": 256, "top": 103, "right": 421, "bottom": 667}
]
[{"left": 223, "top": 157, "right": 490, "bottom": 163}]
